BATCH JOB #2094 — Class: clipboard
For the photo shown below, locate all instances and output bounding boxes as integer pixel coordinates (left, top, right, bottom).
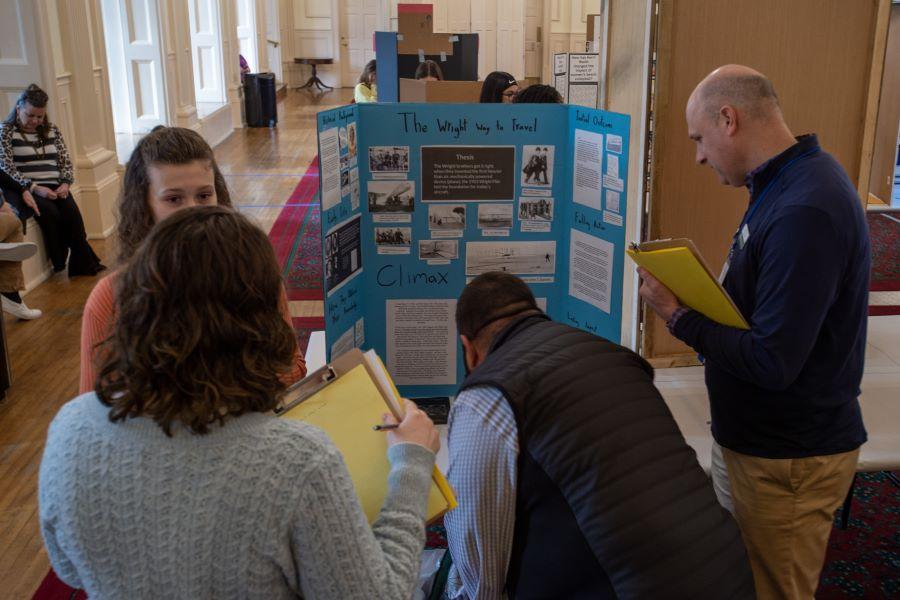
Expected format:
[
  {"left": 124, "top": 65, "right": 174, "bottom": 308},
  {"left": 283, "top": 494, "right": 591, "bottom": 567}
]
[
  {"left": 276, "top": 348, "right": 457, "bottom": 523},
  {"left": 627, "top": 238, "right": 750, "bottom": 329}
]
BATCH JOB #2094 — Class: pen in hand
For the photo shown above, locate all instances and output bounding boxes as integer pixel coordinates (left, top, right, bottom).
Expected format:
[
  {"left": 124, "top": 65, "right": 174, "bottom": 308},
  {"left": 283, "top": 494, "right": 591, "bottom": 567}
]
[{"left": 372, "top": 423, "right": 399, "bottom": 431}]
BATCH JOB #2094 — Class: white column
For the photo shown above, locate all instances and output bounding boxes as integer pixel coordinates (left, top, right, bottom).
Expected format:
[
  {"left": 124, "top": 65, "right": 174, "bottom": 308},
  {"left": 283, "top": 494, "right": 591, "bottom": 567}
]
[
  {"left": 219, "top": 0, "right": 245, "bottom": 128},
  {"left": 34, "top": 0, "right": 121, "bottom": 238}
]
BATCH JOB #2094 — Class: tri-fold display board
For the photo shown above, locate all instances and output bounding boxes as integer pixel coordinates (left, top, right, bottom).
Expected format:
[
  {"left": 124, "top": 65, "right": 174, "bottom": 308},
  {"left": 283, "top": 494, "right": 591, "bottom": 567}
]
[{"left": 317, "top": 103, "right": 630, "bottom": 397}]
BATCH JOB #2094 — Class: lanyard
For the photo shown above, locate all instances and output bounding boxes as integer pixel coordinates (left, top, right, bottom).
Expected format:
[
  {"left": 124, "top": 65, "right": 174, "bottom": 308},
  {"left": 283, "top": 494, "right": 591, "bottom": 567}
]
[{"left": 739, "top": 147, "right": 819, "bottom": 231}]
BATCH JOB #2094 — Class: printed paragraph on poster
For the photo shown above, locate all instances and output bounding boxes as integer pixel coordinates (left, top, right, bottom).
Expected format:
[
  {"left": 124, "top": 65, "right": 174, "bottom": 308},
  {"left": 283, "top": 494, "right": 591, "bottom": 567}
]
[{"left": 387, "top": 299, "right": 457, "bottom": 385}]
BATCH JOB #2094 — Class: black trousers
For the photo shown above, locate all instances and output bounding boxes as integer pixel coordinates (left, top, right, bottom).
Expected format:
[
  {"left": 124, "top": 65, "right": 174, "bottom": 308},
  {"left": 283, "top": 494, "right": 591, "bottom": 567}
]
[{"left": 0, "top": 183, "right": 103, "bottom": 276}]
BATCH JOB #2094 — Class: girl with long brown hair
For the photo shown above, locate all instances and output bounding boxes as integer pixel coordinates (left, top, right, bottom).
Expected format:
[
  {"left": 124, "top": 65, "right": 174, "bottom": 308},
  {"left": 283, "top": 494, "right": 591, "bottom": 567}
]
[{"left": 79, "top": 126, "right": 306, "bottom": 392}]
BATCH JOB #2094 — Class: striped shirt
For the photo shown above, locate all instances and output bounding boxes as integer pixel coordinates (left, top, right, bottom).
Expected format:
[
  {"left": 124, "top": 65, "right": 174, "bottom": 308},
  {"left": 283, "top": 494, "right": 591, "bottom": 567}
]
[
  {"left": 444, "top": 385, "right": 518, "bottom": 600},
  {"left": 0, "top": 122, "right": 74, "bottom": 189}
]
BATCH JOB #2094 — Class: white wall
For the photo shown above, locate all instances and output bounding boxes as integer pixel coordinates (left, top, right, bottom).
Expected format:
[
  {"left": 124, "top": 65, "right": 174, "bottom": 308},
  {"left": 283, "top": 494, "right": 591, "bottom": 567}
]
[{"left": 0, "top": 0, "right": 44, "bottom": 116}]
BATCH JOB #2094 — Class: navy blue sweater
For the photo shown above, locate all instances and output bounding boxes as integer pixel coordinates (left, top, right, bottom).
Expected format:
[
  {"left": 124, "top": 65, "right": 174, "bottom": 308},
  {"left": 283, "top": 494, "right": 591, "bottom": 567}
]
[{"left": 672, "top": 135, "right": 868, "bottom": 459}]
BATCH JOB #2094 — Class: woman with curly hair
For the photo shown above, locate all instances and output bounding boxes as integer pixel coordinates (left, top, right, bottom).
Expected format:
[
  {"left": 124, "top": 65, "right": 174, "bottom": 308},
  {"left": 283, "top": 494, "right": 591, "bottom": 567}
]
[
  {"left": 79, "top": 126, "right": 306, "bottom": 393},
  {"left": 40, "top": 206, "right": 440, "bottom": 598},
  {"left": 0, "top": 84, "right": 104, "bottom": 276}
]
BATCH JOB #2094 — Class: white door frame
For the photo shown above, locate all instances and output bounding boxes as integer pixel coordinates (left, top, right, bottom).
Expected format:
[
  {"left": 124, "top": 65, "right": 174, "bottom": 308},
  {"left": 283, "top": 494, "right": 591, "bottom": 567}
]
[
  {"left": 188, "top": 0, "right": 227, "bottom": 105},
  {"left": 337, "top": 0, "right": 387, "bottom": 88},
  {"left": 236, "top": 0, "right": 258, "bottom": 72}
]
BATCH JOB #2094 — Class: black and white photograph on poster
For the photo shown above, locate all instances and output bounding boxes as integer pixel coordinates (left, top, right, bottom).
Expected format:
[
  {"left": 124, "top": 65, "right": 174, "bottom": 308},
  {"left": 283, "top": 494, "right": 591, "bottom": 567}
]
[
  {"left": 428, "top": 204, "right": 466, "bottom": 231},
  {"left": 606, "top": 133, "right": 622, "bottom": 154},
  {"left": 339, "top": 126, "right": 348, "bottom": 149},
  {"left": 350, "top": 178, "right": 360, "bottom": 211},
  {"left": 324, "top": 215, "right": 362, "bottom": 296},
  {"left": 421, "top": 146, "right": 516, "bottom": 202},
  {"left": 519, "top": 197, "right": 554, "bottom": 233},
  {"left": 375, "top": 227, "right": 412, "bottom": 255},
  {"left": 367, "top": 181, "right": 415, "bottom": 213},
  {"left": 340, "top": 170, "right": 350, "bottom": 197},
  {"left": 466, "top": 241, "right": 556, "bottom": 276},
  {"left": 418, "top": 239, "right": 459, "bottom": 260},
  {"left": 340, "top": 153, "right": 357, "bottom": 171},
  {"left": 347, "top": 122, "right": 358, "bottom": 157},
  {"left": 369, "top": 146, "right": 409, "bottom": 173},
  {"left": 477, "top": 204, "right": 513, "bottom": 229},
  {"left": 521, "top": 145, "right": 554, "bottom": 187}
]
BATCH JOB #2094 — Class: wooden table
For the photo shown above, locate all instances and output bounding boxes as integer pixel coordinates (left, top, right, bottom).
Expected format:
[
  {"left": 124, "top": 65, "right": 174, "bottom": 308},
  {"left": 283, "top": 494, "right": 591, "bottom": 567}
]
[{"left": 294, "top": 58, "right": 334, "bottom": 91}]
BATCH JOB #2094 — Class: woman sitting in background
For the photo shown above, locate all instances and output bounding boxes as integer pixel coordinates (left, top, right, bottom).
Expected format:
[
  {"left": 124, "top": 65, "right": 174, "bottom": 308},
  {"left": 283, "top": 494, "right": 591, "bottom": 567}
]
[
  {"left": 0, "top": 84, "right": 105, "bottom": 277},
  {"left": 355, "top": 60, "right": 378, "bottom": 103},
  {"left": 414, "top": 59, "right": 444, "bottom": 82},
  {"left": 479, "top": 71, "right": 518, "bottom": 103},
  {"left": 79, "top": 126, "right": 306, "bottom": 393},
  {"left": 40, "top": 206, "right": 440, "bottom": 599}
]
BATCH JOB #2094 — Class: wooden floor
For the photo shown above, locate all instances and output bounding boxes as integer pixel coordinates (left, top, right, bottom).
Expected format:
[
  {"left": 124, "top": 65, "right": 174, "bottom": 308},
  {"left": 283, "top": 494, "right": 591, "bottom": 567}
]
[{"left": 0, "top": 87, "right": 353, "bottom": 599}]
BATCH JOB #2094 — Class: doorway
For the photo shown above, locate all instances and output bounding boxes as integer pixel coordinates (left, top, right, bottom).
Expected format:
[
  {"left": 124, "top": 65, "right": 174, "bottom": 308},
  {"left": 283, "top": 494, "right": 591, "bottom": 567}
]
[
  {"left": 236, "top": 0, "right": 258, "bottom": 73},
  {"left": 99, "top": 0, "right": 168, "bottom": 161},
  {"left": 868, "top": 3, "right": 900, "bottom": 208},
  {"left": 188, "top": 0, "right": 227, "bottom": 113},
  {"left": 266, "top": 0, "right": 283, "bottom": 84},
  {"left": 338, "top": 0, "right": 381, "bottom": 88}
]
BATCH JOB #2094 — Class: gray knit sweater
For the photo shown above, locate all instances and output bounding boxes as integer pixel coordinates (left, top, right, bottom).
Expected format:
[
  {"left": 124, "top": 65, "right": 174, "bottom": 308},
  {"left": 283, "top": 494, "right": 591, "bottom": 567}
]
[{"left": 38, "top": 393, "right": 436, "bottom": 599}]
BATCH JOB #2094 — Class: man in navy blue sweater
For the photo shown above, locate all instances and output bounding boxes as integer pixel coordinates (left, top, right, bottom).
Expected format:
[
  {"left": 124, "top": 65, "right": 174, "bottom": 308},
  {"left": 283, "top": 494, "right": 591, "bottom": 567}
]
[{"left": 639, "top": 65, "right": 869, "bottom": 599}]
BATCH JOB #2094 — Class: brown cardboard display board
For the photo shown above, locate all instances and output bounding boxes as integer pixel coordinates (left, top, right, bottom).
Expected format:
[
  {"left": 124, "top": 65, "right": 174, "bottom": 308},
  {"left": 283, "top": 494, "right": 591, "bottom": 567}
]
[
  {"left": 397, "top": 32, "right": 454, "bottom": 55},
  {"left": 399, "top": 79, "right": 482, "bottom": 103},
  {"left": 398, "top": 12, "right": 433, "bottom": 34}
]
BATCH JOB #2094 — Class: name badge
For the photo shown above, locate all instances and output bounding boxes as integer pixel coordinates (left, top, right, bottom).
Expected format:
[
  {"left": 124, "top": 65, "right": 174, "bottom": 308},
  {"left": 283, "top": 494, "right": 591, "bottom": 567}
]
[{"left": 738, "top": 223, "right": 751, "bottom": 250}]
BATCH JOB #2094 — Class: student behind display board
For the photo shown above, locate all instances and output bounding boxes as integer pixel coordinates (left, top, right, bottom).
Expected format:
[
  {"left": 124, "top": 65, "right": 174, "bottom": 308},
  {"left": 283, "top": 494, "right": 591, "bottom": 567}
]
[
  {"left": 39, "top": 206, "right": 441, "bottom": 599},
  {"left": 414, "top": 60, "right": 444, "bottom": 82},
  {"left": 479, "top": 72, "right": 519, "bottom": 103},
  {"left": 513, "top": 84, "right": 563, "bottom": 104},
  {"left": 355, "top": 60, "right": 378, "bottom": 103}
]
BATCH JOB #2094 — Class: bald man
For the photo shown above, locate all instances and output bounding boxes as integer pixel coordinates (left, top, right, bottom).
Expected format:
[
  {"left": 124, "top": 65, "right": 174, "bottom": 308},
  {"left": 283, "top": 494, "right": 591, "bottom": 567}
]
[{"left": 639, "top": 65, "right": 869, "bottom": 599}]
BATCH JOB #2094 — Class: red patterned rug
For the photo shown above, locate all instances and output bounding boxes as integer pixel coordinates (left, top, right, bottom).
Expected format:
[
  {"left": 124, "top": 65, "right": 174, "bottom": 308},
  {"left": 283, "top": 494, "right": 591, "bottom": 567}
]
[
  {"left": 868, "top": 210, "right": 900, "bottom": 316},
  {"left": 267, "top": 157, "right": 325, "bottom": 354}
]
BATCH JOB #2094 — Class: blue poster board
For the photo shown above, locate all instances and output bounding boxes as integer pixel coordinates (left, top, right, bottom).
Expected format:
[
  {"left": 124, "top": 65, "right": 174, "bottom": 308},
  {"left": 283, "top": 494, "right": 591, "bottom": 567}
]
[{"left": 317, "top": 103, "right": 630, "bottom": 397}]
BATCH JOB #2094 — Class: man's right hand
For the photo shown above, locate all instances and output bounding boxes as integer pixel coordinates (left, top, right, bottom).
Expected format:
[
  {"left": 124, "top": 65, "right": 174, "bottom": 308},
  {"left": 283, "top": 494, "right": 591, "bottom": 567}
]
[
  {"left": 384, "top": 399, "right": 440, "bottom": 453},
  {"left": 31, "top": 185, "right": 57, "bottom": 200},
  {"left": 22, "top": 190, "right": 41, "bottom": 217}
]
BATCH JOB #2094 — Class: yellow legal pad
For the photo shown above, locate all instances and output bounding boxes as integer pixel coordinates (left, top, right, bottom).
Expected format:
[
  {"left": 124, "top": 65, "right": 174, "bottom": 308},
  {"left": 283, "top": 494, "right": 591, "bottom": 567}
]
[
  {"left": 627, "top": 238, "right": 749, "bottom": 329},
  {"left": 279, "top": 350, "right": 457, "bottom": 523}
]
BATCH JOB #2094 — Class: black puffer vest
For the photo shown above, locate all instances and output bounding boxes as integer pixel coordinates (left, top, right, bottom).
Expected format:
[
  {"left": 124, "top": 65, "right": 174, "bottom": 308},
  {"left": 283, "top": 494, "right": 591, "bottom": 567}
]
[{"left": 459, "top": 315, "right": 755, "bottom": 599}]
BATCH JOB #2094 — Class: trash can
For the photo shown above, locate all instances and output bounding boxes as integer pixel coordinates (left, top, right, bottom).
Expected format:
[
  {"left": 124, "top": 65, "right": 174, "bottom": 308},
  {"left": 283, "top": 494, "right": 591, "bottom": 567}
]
[{"left": 244, "top": 72, "right": 278, "bottom": 127}]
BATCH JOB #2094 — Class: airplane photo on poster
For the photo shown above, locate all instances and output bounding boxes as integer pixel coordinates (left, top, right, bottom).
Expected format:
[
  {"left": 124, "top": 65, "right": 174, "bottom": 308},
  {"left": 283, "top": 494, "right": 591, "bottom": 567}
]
[{"left": 466, "top": 241, "right": 556, "bottom": 276}]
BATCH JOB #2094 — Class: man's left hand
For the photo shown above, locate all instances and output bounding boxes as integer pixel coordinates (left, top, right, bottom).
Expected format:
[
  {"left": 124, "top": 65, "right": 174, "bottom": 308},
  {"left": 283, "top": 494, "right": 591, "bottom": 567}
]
[{"left": 637, "top": 267, "right": 682, "bottom": 322}]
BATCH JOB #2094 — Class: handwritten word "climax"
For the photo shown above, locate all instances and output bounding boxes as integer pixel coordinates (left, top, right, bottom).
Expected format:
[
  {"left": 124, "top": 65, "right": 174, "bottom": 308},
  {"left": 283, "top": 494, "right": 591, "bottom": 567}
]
[{"left": 377, "top": 264, "right": 450, "bottom": 287}]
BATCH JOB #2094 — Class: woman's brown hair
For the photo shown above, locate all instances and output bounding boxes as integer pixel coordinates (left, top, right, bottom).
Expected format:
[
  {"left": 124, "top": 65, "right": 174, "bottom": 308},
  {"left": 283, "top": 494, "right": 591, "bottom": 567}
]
[
  {"left": 96, "top": 206, "right": 296, "bottom": 436},
  {"left": 116, "top": 126, "right": 232, "bottom": 263},
  {"left": 414, "top": 60, "right": 444, "bottom": 81},
  {"left": 358, "top": 59, "right": 377, "bottom": 87}
]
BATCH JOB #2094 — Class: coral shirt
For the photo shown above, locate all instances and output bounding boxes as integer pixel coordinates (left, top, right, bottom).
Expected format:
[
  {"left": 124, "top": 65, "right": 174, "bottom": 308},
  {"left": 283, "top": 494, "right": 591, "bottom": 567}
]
[{"left": 79, "top": 272, "right": 307, "bottom": 394}]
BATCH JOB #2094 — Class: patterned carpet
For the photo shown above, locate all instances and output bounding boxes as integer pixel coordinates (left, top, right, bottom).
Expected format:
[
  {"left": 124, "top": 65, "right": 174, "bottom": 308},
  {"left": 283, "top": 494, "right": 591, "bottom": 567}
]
[
  {"left": 817, "top": 472, "right": 900, "bottom": 599},
  {"left": 868, "top": 210, "right": 900, "bottom": 316},
  {"left": 266, "top": 157, "right": 325, "bottom": 354}
]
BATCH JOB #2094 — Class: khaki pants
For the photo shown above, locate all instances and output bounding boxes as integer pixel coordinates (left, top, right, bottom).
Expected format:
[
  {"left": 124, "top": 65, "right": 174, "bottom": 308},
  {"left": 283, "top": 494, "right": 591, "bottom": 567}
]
[
  {"left": 722, "top": 447, "right": 859, "bottom": 600},
  {"left": 0, "top": 211, "right": 24, "bottom": 293}
]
